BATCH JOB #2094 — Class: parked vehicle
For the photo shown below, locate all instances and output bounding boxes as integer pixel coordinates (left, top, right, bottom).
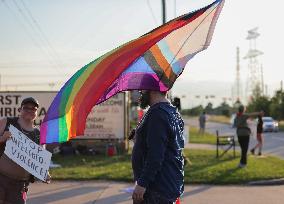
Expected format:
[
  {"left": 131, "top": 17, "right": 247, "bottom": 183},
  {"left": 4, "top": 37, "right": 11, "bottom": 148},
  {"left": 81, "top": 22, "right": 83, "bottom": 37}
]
[{"left": 262, "top": 117, "right": 279, "bottom": 132}]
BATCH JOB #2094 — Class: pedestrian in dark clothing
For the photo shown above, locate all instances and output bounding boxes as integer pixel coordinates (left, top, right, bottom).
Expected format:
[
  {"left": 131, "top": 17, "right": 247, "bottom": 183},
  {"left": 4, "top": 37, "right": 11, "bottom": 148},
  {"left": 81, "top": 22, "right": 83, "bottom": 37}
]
[
  {"left": 198, "top": 111, "right": 206, "bottom": 135},
  {"left": 131, "top": 90, "right": 184, "bottom": 204},
  {"left": 235, "top": 105, "right": 263, "bottom": 168},
  {"left": 250, "top": 112, "right": 264, "bottom": 156}
]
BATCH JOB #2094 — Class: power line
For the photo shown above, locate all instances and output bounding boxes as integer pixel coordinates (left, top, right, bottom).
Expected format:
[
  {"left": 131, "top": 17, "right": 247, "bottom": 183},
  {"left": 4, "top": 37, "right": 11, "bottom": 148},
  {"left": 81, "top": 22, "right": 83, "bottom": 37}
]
[
  {"left": 1, "top": 0, "right": 55, "bottom": 68},
  {"left": 0, "top": 57, "right": 86, "bottom": 69},
  {"left": 19, "top": 0, "right": 65, "bottom": 70},
  {"left": 0, "top": 62, "right": 82, "bottom": 69},
  {"left": 11, "top": 0, "right": 63, "bottom": 72},
  {"left": 4, "top": 0, "right": 64, "bottom": 74},
  {"left": 2, "top": 74, "right": 71, "bottom": 78},
  {"left": 146, "top": 0, "right": 159, "bottom": 26},
  {"left": 1, "top": 81, "right": 64, "bottom": 88}
]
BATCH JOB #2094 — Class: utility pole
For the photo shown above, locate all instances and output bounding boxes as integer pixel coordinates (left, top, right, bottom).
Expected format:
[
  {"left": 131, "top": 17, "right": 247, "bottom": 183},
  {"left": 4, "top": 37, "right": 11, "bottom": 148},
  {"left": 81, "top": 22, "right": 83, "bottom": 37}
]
[
  {"left": 162, "top": 0, "right": 166, "bottom": 24},
  {"left": 173, "top": 0, "right": 176, "bottom": 18},
  {"left": 261, "top": 64, "right": 264, "bottom": 94},
  {"left": 236, "top": 47, "right": 240, "bottom": 102},
  {"left": 244, "top": 27, "right": 263, "bottom": 101}
]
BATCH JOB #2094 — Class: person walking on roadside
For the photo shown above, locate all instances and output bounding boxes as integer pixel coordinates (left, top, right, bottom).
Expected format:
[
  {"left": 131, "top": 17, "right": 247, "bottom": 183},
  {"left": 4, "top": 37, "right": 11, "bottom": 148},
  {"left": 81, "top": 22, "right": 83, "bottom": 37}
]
[
  {"left": 0, "top": 97, "right": 51, "bottom": 204},
  {"left": 198, "top": 111, "right": 206, "bottom": 135},
  {"left": 250, "top": 112, "right": 264, "bottom": 156},
  {"left": 235, "top": 105, "right": 263, "bottom": 168},
  {"left": 131, "top": 90, "right": 184, "bottom": 204}
]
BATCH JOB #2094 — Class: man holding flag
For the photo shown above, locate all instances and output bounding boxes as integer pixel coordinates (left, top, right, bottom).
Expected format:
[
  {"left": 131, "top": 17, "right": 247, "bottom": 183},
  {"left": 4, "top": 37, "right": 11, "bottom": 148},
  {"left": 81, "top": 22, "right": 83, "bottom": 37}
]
[{"left": 131, "top": 90, "right": 184, "bottom": 203}]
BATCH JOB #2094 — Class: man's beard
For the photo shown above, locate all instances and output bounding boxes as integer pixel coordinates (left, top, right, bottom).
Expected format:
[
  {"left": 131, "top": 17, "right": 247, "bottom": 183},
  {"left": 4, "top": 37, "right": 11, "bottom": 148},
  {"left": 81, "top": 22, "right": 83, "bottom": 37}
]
[{"left": 139, "top": 91, "right": 150, "bottom": 109}]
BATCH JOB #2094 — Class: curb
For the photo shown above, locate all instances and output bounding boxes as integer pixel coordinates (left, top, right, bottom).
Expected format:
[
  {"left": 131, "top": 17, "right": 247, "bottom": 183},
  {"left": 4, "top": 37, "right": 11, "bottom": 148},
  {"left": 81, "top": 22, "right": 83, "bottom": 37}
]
[{"left": 248, "top": 178, "right": 284, "bottom": 186}]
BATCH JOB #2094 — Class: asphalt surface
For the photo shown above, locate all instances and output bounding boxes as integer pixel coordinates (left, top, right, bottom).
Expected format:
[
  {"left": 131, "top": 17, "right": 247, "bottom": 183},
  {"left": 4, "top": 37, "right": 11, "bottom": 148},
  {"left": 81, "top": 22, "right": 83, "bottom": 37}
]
[
  {"left": 185, "top": 117, "right": 284, "bottom": 158},
  {"left": 28, "top": 181, "right": 284, "bottom": 204}
]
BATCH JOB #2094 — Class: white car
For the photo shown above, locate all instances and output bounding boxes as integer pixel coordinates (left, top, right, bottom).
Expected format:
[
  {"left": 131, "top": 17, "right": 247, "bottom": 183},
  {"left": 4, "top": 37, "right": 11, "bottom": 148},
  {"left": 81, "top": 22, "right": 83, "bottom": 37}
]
[{"left": 262, "top": 117, "right": 279, "bottom": 132}]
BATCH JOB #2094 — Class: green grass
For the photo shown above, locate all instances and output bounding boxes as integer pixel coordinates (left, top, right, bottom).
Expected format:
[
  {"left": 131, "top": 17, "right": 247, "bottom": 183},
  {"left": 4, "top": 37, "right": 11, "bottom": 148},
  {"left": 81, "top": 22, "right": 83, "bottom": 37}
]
[
  {"left": 184, "top": 149, "right": 284, "bottom": 184},
  {"left": 279, "top": 121, "right": 284, "bottom": 131},
  {"left": 50, "top": 154, "right": 132, "bottom": 181},
  {"left": 208, "top": 115, "right": 230, "bottom": 124},
  {"left": 50, "top": 149, "right": 284, "bottom": 184},
  {"left": 189, "top": 127, "right": 216, "bottom": 145}
]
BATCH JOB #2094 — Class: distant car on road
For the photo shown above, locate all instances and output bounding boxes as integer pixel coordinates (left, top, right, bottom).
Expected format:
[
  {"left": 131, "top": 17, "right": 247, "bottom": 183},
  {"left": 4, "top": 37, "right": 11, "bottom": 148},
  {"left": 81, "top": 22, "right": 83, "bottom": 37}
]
[{"left": 262, "top": 117, "right": 279, "bottom": 132}]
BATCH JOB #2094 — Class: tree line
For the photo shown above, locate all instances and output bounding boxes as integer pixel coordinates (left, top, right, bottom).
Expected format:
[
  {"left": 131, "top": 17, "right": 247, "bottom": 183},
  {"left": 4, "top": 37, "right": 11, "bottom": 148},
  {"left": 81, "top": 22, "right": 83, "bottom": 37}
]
[{"left": 181, "top": 88, "right": 284, "bottom": 121}]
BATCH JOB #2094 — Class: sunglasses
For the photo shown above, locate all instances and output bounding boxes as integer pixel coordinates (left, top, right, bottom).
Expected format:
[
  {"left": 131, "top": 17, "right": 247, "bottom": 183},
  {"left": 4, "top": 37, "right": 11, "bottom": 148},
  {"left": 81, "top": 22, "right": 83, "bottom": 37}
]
[{"left": 22, "top": 106, "right": 38, "bottom": 112}]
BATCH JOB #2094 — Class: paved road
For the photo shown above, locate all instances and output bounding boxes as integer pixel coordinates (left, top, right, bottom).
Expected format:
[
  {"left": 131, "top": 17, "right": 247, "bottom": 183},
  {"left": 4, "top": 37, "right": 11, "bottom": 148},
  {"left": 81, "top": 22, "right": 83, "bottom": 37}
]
[
  {"left": 28, "top": 181, "right": 284, "bottom": 204},
  {"left": 184, "top": 117, "right": 284, "bottom": 158}
]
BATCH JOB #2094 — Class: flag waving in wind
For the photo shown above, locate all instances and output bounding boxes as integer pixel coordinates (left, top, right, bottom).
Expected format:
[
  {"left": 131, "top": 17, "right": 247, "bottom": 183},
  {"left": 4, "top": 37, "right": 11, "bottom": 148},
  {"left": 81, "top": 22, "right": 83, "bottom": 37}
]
[{"left": 40, "top": 0, "right": 225, "bottom": 144}]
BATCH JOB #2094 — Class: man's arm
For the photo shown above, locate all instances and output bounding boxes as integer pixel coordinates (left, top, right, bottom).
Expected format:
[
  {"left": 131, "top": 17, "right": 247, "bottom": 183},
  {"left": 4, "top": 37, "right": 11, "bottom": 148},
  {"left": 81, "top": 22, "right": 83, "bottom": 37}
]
[{"left": 246, "top": 111, "right": 264, "bottom": 117}]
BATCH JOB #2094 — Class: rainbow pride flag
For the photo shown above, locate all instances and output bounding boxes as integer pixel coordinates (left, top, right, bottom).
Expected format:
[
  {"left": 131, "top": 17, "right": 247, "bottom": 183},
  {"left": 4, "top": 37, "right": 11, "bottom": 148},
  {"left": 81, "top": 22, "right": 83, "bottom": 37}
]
[{"left": 40, "top": 0, "right": 225, "bottom": 144}]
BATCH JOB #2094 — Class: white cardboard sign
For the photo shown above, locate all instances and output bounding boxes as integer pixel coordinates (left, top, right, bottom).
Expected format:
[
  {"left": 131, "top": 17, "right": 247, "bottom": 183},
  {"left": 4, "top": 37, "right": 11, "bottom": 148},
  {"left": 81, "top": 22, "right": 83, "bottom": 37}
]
[{"left": 4, "top": 125, "right": 52, "bottom": 181}]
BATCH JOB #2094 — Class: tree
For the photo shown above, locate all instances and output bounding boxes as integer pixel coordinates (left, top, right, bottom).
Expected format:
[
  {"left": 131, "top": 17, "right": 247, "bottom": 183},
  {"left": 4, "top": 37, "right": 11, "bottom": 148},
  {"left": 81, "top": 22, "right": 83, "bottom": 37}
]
[
  {"left": 181, "top": 105, "right": 203, "bottom": 116},
  {"left": 252, "top": 84, "right": 262, "bottom": 99},
  {"left": 247, "top": 85, "right": 271, "bottom": 116},
  {"left": 269, "top": 90, "right": 284, "bottom": 120},
  {"left": 247, "top": 96, "right": 271, "bottom": 116},
  {"left": 204, "top": 102, "right": 213, "bottom": 114},
  {"left": 213, "top": 102, "right": 231, "bottom": 116}
]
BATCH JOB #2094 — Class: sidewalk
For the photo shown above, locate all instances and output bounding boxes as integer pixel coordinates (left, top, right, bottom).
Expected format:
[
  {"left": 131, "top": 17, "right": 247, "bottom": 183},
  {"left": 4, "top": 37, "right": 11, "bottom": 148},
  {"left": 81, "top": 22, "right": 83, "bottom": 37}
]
[{"left": 28, "top": 181, "right": 284, "bottom": 204}]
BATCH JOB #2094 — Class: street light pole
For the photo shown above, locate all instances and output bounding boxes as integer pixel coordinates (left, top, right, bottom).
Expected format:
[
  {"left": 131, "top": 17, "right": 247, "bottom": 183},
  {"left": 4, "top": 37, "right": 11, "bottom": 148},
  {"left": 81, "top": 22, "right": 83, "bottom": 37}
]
[{"left": 162, "top": 0, "right": 166, "bottom": 24}]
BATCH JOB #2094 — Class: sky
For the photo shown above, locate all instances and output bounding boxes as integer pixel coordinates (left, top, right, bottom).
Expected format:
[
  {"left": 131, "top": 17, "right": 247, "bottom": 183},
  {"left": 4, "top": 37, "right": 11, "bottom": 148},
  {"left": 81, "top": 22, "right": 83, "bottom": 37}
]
[{"left": 0, "top": 0, "right": 283, "bottom": 108}]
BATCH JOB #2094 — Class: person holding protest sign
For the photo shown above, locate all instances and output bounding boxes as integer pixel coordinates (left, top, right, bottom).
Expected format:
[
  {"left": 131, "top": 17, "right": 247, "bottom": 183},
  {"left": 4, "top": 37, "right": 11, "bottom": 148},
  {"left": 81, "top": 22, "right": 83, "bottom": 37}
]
[{"left": 0, "top": 97, "right": 51, "bottom": 204}]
